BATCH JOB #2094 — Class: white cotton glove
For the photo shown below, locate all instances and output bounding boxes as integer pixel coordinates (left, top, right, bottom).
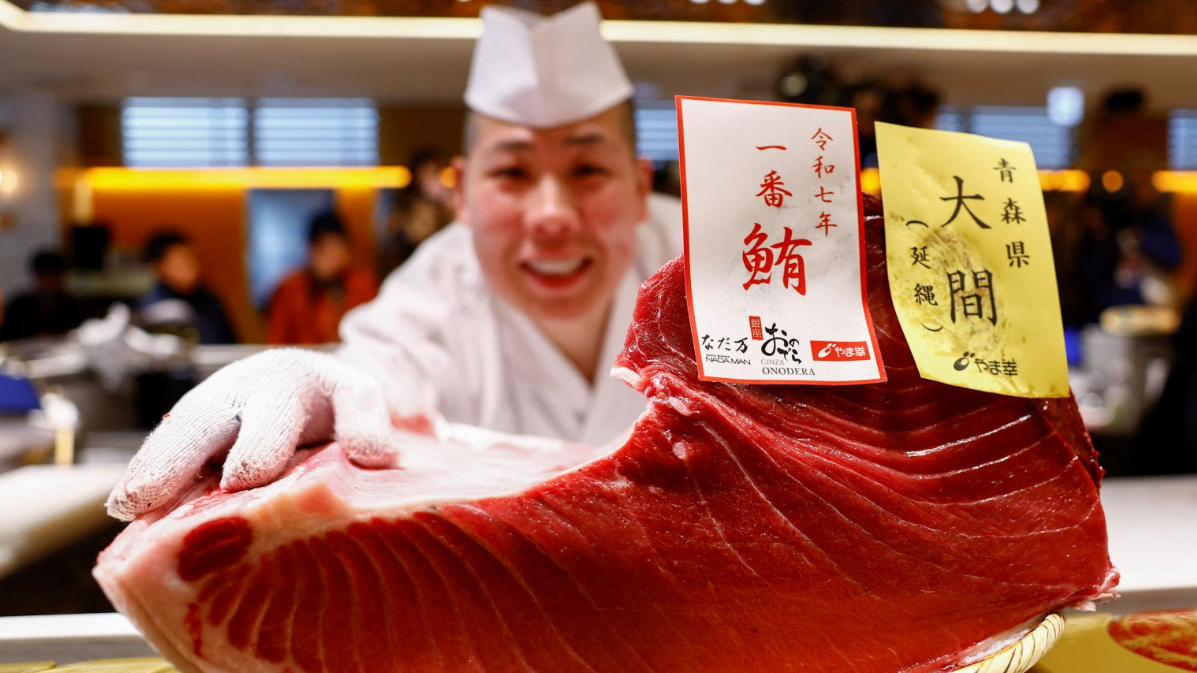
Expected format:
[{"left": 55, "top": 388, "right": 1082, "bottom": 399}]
[{"left": 106, "top": 349, "right": 398, "bottom": 522}]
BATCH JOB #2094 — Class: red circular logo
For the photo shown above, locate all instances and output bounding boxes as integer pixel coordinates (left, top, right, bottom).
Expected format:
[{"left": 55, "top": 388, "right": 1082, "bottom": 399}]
[{"left": 1109, "top": 609, "right": 1197, "bottom": 671}]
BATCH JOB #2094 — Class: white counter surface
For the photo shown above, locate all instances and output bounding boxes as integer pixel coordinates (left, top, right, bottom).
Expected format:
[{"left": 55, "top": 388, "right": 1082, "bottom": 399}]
[
  {"left": 1097, "top": 474, "right": 1197, "bottom": 612},
  {"left": 0, "top": 464, "right": 126, "bottom": 581},
  {"left": 0, "top": 613, "right": 149, "bottom": 662}
]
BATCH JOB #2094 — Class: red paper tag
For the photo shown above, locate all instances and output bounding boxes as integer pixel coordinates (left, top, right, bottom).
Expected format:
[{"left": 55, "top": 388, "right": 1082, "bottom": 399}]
[{"left": 678, "top": 95, "right": 885, "bottom": 385}]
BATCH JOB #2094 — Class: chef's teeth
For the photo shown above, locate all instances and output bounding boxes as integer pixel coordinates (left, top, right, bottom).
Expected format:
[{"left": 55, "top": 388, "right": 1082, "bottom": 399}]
[{"left": 528, "top": 259, "right": 585, "bottom": 276}]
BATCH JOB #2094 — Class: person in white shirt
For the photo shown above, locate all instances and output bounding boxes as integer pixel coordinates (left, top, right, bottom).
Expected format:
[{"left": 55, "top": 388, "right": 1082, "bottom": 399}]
[{"left": 106, "top": 1, "right": 682, "bottom": 521}]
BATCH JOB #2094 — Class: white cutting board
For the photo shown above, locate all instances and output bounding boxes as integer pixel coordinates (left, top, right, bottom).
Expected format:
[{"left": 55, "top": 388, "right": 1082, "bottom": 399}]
[
  {"left": 1097, "top": 474, "right": 1197, "bottom": 612},
  {"left": 0, "top": 464, "right": 126, "bottom": 580}
]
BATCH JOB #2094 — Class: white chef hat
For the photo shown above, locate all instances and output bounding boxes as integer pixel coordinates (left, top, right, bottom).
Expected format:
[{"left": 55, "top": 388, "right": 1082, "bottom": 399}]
[{"left": 464, "top": 2, "right": 634, "bottom": 129}]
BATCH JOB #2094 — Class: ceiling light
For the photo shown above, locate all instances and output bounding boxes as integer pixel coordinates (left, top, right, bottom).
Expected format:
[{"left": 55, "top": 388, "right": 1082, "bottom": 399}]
[
  {"left": 0, "top": 167, "right": 17, "bottom": 196},
  {"left": 1102, "top": 170, "right": 1124, "bottom": 193},
  {"left": 745, "top": 0, "right": 767, "bottom": 5},
  {"left": 966, "top": 0, "right": 988, "bottom": 12},
  {"left": 779, "top": 73, "right": 808, "bottom": 98},
  {"left": 1047, "top": 86, "right": 1084, "bottom": 127},
  {"left": 80, "top": 167, "right": 411, "bottom": 190},
  {"left": 1016, "top": 0, "right": 1040, "bottom": 12},
  {"left": 717, "top": 0, "right": 737, "bottom": 4},
  {"left": 7, "top": 4, "right": 1197, "bottom": 60},
  {"left": 990, "top": 0, "right": 1014, "bottom": 13}
]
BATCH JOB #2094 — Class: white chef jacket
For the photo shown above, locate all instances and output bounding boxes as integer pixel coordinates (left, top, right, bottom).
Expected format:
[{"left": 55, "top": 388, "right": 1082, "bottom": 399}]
[{"left": 337, "top": 193, "right": 683, "bottom": 447}]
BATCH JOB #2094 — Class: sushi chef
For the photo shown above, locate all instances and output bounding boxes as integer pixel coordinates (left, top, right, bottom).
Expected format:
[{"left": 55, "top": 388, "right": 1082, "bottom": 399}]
[{"left": 106, "top": 2, "right": 682, "bottom": 521}]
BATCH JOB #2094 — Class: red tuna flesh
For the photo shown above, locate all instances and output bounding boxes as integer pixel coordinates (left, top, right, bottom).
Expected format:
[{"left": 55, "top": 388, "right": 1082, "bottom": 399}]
[{"left": 94, "top": 194, "right": 1117, "bottom": 673}]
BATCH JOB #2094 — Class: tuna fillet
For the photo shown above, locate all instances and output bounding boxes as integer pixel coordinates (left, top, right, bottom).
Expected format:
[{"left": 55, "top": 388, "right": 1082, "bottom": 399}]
[{"left": 95, "top": 195, "right": 1117, "bottom": 673}]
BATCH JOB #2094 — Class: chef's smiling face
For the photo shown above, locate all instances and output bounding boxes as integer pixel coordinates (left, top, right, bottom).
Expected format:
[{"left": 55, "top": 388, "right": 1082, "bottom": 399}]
[{"left": 456, "top": 105, "right": 650, "bottom": 327}]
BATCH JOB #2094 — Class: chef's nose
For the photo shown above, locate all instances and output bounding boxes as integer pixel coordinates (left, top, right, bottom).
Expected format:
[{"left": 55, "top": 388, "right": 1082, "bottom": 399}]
[{"left": 525, "top": 175, "right": 580, "bottom": 238}]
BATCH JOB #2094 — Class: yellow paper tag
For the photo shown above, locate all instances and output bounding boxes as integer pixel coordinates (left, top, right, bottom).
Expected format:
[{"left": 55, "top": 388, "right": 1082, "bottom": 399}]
[{"left": 875, "top": 122, "right": 1068, "bottom": 398}]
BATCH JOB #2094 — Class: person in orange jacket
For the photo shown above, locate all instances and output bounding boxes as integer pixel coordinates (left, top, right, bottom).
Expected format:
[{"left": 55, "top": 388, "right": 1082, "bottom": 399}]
[{"left": 266, "top": 211, "right": 378, "bottom": 345}]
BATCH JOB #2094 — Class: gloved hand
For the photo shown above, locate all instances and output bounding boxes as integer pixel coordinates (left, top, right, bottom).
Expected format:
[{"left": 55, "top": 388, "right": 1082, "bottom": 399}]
[{"left": 106, "top": 349, "right": 398, "bottom": 521}]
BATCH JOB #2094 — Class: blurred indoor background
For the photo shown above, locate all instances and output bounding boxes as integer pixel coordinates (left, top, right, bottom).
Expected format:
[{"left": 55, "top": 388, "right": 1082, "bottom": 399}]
[{"left": 1, "top": 0, "right": 1196, "bottom": 617}]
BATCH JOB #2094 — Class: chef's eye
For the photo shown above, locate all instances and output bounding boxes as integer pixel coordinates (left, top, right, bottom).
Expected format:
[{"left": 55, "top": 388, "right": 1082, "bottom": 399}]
[
  {"left": 573, "top": 163, "right": 608, "bottom": 179},
  {"left": 490, "top": 166, "right": 529, "bottom": 181}
]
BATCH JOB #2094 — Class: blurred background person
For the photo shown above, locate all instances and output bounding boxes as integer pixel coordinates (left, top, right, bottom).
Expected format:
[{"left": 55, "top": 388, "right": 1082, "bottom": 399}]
[
  {"left": 1076, "top": 166, "right": 1182, "bottom": 324},
  {"left": 1136, "top": 293, "right": 1197, "bottom": 474},
  {"left": 890, "top": 82, "right": 941, "bottom": 130},
  {"left": 379, "top": 148, "right": 456, "bottom": 275},
  {"left": 137, "top": 230, "right": 236, "bottom": 345},
  {"left": 0, "top": 250, "right": 87, "bottom": 342},
  {"left": 267, "top": 211, "right": 379, "bottom": 345},
  {"left": 1071, "top": 88, "right": 1181, "bottom": 324},
  {"left": 850, "top": 82, "right": 887, "bottom": 165}
]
